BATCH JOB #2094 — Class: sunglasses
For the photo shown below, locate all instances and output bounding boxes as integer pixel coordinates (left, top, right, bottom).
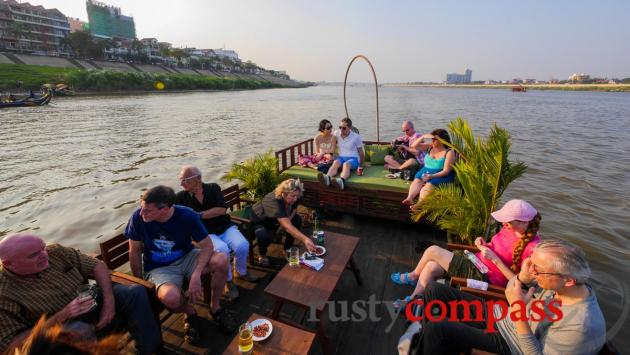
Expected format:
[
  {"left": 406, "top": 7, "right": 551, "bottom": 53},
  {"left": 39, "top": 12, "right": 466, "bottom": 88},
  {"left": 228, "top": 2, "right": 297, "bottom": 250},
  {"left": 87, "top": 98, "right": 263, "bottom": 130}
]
[{"left": 339, "top": 126, "right": 348, "bottom": 130}]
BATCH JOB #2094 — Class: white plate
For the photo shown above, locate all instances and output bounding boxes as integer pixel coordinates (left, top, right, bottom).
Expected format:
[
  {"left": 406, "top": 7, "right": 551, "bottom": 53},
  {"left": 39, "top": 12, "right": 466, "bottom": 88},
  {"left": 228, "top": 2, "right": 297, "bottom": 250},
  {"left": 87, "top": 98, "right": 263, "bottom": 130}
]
[
  {"left": 314, "top": 246, "right": 326, "bottom": 256},
  {"left": 250, "top": 318, "right": 273, "bottom": 341}
]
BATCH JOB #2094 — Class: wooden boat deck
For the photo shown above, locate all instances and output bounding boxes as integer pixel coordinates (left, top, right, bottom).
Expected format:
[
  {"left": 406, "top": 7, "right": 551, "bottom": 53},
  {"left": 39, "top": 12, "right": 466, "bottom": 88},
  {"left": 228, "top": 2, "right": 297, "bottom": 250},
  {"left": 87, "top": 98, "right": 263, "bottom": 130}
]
[{"left": 159, "top": 213, "right": 444, "bottom": 355}]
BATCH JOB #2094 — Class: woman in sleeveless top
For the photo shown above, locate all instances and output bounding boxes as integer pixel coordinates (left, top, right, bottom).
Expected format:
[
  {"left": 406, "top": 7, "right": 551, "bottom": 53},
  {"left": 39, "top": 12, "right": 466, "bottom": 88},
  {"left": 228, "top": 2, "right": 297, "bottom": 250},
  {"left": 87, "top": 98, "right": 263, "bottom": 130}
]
[
  {"left": 402, "top": 128, "right": 455, "bottom": 206},
  {"left": 298, "top": 119, "right": 337, "bottom": 169}
]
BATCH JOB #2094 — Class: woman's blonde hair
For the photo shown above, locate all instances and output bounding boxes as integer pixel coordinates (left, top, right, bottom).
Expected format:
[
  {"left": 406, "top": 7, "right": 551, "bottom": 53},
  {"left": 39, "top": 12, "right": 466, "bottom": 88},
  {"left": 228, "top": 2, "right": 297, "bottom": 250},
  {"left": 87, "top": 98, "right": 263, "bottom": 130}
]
[
  {"left": 510, "top": 212, "right": 542, "bottom": 273},
  {"left": 274, "top": 178, "right": 304, "bottom": 199}
]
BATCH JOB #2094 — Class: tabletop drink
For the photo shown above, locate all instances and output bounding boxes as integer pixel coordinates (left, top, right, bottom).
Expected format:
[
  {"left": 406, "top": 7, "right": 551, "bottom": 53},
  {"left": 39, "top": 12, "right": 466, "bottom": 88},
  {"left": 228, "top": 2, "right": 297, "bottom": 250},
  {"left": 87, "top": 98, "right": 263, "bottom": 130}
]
[
  {"left": 238, "top": 322, "right": 253, "bottom": 354},
  {"left": 403, "top": 169, "right": 411, "bottom": 180},
  {"left": 288, "top": 246, "right": 300, "bottom": 267}
]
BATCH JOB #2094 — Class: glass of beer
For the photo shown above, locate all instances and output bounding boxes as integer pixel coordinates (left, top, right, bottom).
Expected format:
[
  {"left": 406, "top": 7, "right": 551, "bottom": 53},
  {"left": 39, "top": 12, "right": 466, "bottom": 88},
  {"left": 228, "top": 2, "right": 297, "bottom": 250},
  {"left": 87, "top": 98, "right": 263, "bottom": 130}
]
[
  {"left": 288, "top": 246, "right": 300, "bottom": 267},
  {"left": 77, "top": 284, "right": 97, "bottom": 311},
  {"left": 238, "top": 322, "right": 253, "bottom": 354}
]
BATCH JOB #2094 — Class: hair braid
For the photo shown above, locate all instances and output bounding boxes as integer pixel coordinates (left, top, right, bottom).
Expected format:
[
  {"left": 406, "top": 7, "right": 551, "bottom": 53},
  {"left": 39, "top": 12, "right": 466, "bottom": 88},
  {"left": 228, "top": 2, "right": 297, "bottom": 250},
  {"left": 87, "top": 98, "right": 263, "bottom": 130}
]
[{"left": 510, "top": 213, "right": 542, "bottom": 273}]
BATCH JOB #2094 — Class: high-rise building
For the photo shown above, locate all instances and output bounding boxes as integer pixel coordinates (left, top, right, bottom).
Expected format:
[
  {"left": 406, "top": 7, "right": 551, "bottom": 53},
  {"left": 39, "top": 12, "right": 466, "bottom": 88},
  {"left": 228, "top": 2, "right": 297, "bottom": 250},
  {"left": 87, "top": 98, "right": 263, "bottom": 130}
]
[
  {"left": 0, "top": 0, "right": 71, "bottom": 54},
  {"left": 86, "top": 0, "right": 135, "bottom": 40},
  {"left": 446, "top": 69, "right": 472, "bottom": 84}
]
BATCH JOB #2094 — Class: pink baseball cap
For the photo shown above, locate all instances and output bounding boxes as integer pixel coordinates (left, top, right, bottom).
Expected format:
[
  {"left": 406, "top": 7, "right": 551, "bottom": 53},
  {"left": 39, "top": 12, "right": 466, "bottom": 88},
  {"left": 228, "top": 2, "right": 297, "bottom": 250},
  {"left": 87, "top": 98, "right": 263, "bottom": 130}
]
[{"left": 491, "top": 199, "right": 538, "bottom": 222}]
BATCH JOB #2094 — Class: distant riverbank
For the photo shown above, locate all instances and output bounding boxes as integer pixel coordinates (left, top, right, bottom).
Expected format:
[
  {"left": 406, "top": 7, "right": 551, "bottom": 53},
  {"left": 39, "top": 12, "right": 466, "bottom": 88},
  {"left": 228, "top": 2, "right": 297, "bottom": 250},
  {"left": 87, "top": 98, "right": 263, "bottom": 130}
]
[
  {"left": 384, "top": 83, "right": 630, "bottom": 92},
  {"left": 0, "top": 63, "right": 307, "bottom": 93}
]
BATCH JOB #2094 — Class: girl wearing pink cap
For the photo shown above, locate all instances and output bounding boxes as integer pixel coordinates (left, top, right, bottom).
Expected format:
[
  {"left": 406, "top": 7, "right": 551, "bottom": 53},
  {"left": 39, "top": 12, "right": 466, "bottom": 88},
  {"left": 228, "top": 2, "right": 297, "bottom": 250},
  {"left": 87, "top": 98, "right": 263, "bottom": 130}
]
[{"left": 391, "top": 199, "right": 541, "bottom": 309}]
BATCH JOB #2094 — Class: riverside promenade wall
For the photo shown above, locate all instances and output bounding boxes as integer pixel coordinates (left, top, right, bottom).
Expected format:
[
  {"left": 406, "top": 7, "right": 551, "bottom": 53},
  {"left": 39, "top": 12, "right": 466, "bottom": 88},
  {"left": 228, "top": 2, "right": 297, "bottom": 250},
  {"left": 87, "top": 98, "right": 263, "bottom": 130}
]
[{"left": 0, "top": 52, "right": 302, "bottom": 87}]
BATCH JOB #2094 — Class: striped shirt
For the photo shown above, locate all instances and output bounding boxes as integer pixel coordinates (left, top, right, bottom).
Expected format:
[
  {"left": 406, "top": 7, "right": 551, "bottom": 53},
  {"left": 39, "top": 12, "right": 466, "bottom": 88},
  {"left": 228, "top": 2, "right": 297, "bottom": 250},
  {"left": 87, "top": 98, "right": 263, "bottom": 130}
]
[
  {"left": 0, "top": 244, "right": 99, "bottom": 351},
  {"left": 494, "top": 284, "right": 606, "bottom": 355}
]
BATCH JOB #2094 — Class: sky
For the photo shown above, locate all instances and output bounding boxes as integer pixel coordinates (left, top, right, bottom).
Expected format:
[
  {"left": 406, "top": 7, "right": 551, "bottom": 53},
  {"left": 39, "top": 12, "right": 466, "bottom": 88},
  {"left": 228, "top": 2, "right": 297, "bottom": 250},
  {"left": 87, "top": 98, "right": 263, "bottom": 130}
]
[{"left": 29, "top": 0, "right": 630, "bottom": 82}]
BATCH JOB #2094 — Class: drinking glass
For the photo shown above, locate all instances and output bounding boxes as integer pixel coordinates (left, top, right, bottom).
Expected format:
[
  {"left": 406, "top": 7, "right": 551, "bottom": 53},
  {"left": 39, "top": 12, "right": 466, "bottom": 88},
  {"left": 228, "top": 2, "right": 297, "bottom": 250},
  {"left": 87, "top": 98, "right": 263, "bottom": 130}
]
[
  {"left": 288, "top": 246, "right": 300, "bottom": 267},
  {"left": 77, "top": 284, "right": 97, "bottom": 311},
  {"left": 403, "top": 170, "right": 411, "bottom": 180},
  {"left": 238, "top": 322, "right": 253, "bottom": 354}
]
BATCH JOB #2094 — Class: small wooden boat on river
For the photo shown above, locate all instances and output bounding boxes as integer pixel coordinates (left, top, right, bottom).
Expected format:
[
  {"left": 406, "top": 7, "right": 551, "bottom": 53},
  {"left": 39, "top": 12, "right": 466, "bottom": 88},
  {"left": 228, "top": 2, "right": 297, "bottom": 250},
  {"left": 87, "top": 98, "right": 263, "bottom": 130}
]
[
  {"left": 512, "top": 85, "right": 527, "bottom": 92},
  {"left": 0, "top": 89, "right": 52, "bottom": 108}
]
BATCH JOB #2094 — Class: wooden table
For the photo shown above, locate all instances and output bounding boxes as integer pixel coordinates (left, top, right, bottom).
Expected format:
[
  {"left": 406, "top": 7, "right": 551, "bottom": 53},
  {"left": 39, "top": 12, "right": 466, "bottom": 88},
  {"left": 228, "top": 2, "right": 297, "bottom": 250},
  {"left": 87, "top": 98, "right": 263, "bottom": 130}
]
[
  {"left": 222, "top": 313, "right": 315, "bottom": 355},
  {"left": 264, "top": 232, "right": 362, "bottom": 354}
]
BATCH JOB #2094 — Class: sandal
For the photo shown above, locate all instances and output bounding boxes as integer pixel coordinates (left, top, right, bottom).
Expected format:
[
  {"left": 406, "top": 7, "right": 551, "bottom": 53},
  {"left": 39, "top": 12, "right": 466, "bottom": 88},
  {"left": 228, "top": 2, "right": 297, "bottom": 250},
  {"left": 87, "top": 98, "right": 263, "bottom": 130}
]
[
  {"left": 391, "top": 272, "right": 417, "bottom": 286},
  {"left": 183, "top": 314, "right": 200, "bottom": 344},
  {"left": 393, "top": 295, "right": 413, "bottom": 312}
]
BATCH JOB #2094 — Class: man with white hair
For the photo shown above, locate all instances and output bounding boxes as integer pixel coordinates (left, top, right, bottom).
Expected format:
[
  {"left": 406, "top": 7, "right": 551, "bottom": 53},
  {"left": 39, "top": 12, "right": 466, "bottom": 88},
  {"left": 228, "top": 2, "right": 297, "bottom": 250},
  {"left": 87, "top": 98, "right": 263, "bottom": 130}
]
[
  {"left": 384, "top": 120, "right": 428, "bottom": 173},
  {"left": 175, "top": 165, "right": 259, "bottom": 302},
  {"left": 412, "top": 238, "right": 606, "bottom": 355},
  {"left": 0, "top": 234, "right": 161, "bottom": 354}
]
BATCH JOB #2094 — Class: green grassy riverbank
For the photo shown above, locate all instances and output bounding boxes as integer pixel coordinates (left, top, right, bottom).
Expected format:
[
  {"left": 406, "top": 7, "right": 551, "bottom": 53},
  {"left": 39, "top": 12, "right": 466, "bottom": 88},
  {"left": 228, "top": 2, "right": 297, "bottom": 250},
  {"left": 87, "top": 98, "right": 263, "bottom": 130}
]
[{"left": 0, "top": 63, "right": 292, "bottom": 92}]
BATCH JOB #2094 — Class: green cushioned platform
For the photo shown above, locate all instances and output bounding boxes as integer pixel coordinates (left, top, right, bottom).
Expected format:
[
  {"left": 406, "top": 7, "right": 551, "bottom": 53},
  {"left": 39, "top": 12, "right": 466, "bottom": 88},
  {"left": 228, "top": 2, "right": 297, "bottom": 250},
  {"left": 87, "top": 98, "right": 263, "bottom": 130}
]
[{"left": 284, "top": 165, "right": 410, "bottom": 193}]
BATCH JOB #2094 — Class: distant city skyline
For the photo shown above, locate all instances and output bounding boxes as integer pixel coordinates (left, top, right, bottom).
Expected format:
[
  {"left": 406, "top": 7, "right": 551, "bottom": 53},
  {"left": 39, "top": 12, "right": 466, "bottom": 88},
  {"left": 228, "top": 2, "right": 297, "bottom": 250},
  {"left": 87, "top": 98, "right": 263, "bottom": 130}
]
[{"left": 30, "top": 0, "right": 630, "bottom": 82}]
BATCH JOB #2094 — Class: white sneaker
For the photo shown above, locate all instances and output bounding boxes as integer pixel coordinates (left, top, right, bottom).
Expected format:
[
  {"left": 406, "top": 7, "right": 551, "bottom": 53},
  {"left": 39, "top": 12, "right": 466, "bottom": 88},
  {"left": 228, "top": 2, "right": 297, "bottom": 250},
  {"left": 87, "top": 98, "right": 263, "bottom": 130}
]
[
  {"left": 332, "top": 177, "right": 345, "bottom": 190},
  {"left": 317, "top": 172, "right": 331, "bottom": 187}
]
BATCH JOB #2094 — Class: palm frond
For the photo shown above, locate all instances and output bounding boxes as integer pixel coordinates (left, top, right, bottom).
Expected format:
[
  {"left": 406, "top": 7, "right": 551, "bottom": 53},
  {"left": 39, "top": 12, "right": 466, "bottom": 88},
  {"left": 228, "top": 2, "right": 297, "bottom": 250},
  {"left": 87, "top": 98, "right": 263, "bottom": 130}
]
[{"left": 222, "top": 150, "right": 283, "bottom": 201}]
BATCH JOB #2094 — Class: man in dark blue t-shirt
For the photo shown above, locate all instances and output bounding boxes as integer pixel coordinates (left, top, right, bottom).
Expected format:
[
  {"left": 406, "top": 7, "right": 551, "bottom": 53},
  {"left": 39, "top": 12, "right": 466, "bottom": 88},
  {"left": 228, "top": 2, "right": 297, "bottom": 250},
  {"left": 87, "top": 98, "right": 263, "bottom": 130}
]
[{"left": 125, "top": 185, "right": 236, "bottom": 343}]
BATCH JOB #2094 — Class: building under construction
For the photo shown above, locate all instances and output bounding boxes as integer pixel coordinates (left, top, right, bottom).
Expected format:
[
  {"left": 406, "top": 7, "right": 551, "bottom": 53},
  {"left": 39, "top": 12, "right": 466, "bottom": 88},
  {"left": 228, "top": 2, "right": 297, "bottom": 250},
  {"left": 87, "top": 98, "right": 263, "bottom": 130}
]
[{"left": 86, "top": 0, "right": 135, "bottom": 40}]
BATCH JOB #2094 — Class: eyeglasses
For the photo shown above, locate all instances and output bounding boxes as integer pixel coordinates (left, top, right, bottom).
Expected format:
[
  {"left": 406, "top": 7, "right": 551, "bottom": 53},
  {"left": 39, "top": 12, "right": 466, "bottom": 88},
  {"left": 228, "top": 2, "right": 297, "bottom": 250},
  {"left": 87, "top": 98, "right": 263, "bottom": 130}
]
[
  {"left": 339, "top": 126, "right": 348, "bottom": 130},
  {"left": 531, "top": 263, "right": 564, "bottom": 277},
  {"left": 324, "top": 125, "right": 332, "bottom": 130},
  {"left": 402, "top": 128, "right": 410, "bottom": 132},
  {"left": 179, "top": 175, "right": 199, "bottom": 183}
]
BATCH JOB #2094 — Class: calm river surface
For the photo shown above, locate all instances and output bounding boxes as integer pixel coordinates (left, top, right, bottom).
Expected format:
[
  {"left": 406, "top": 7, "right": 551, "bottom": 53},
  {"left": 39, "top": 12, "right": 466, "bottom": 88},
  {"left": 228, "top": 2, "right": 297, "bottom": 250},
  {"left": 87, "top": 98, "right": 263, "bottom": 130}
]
[{"left": 1, "top": 86, "right": 629, "bottom": 347}]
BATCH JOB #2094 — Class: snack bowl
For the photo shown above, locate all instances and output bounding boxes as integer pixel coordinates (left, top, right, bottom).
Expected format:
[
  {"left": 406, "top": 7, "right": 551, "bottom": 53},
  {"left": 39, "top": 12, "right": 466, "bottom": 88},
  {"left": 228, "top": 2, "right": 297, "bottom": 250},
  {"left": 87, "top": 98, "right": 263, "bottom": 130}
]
[{"left": 250, "top": 318, "right": 273, "bottom": 341}]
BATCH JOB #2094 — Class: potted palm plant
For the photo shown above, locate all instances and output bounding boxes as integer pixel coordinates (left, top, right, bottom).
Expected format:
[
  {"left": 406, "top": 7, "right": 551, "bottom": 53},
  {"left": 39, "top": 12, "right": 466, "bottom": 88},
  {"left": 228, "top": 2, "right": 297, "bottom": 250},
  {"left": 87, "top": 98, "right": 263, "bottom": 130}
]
[
  {"left": 411, "top": 117, "right": 527, "bottom": 244},
  {"left": 222, "top": 150, "right": 285, "bottom": 202}
]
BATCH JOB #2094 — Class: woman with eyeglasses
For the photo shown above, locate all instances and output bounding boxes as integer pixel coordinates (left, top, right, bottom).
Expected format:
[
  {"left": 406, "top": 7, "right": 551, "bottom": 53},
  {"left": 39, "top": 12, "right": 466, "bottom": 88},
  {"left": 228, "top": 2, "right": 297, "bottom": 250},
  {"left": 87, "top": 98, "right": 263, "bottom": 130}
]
[
  {"left": 402, "top": 128, "right": 456, "bottom": 206},
  {"left": 298, "top": 119, "right": 337, "bottom": 170},
  {"left": 391, "top": 199, "right": 542, "bottom": 309},
  {"left": 249, "top": 179, "right": 316, "bottom": 266}
]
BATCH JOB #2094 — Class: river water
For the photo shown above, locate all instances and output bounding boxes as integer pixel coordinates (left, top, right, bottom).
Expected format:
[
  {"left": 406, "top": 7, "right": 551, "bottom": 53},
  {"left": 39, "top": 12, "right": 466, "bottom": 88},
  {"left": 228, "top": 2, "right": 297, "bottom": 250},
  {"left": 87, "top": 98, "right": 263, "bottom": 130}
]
[{"left": 1, "top": 85, "right": 629, "bottom": 348}]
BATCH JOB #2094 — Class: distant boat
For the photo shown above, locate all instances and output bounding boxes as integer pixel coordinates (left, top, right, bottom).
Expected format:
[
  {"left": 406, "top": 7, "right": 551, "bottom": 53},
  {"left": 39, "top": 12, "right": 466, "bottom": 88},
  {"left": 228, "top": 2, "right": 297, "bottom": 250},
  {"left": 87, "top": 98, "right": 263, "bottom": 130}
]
[
  {"left": 0, "top": 90, "right": 52, "bottom": 108},
  {"left": 512, "top": 85, "right": 527, "bottom": 92}
]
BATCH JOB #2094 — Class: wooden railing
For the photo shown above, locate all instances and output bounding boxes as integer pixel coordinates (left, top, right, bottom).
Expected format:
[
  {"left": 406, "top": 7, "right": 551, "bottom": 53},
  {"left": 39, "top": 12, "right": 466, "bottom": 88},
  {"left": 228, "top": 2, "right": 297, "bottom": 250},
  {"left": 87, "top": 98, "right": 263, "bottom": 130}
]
[
  {"left": 274, "top": 139, "right": 389, "bottom": 173},
  {"left": 275, "top": 139, "right": 314, "bottom": 172}
]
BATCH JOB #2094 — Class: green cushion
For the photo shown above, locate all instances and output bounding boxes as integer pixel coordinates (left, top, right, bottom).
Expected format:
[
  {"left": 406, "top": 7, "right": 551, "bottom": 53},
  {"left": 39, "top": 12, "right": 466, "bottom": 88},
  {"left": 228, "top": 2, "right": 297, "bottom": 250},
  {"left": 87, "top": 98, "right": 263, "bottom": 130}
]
[
  {"left": 283, "top": 164, "right": 409, "bottom": 193},
  {"left": 365, "top": 144, "right": 390, "bottom": 165}
]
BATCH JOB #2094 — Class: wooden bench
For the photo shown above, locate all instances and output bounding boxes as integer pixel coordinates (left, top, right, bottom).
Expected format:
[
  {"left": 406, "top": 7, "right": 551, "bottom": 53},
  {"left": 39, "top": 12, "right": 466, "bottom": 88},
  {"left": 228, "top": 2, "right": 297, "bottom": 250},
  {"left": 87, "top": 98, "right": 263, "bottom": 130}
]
[{"left": 275, "top": 139, "right": 413, "bottom": 222}]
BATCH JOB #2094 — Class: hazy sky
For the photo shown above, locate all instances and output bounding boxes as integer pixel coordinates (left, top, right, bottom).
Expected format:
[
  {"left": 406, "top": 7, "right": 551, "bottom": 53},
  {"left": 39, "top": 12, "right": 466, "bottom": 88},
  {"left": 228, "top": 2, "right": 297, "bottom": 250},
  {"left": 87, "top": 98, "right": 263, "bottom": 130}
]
[{"left": 32, "top": 0, "right": 630, "bottom": 82}]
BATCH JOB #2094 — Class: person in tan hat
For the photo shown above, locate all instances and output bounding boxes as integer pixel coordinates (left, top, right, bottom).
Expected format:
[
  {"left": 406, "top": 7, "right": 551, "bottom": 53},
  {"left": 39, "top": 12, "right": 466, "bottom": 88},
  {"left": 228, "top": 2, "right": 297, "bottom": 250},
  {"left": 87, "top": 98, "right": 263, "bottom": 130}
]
[{"left": 390, "top": 199, "right": 542, "bottom": 309}]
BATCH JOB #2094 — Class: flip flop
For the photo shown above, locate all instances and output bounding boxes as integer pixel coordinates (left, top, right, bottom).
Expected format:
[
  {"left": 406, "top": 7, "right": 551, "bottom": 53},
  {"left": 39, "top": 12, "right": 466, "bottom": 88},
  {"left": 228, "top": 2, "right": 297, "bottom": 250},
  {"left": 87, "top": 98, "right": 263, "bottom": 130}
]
[
  {"left": 393, "top": 295, "right": 413, "bottom": 312},
  {"left": 390, "top": 272, "right": 417, "bottom": 286}
]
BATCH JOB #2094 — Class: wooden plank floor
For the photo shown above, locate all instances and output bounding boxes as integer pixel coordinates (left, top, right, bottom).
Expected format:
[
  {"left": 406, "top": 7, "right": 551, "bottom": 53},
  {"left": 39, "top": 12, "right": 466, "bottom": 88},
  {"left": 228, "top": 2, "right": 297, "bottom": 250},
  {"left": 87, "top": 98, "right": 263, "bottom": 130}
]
[{"left": 161, "top": 213, "right": 446, "bottom": 355}]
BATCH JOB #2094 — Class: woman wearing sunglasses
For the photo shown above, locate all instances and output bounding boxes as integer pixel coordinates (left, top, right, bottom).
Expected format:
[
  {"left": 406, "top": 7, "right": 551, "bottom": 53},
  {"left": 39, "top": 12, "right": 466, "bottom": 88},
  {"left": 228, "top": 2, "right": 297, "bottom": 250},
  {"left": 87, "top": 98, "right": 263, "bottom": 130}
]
[
  {"left": 298, "top": 119, "right": 337, "bottom": 170},
  {"left": 317, "top": 117, "right": 364, "bottom": 190},
  {"left": 402, "top": 128, "right": 456, "bottom": 206}
]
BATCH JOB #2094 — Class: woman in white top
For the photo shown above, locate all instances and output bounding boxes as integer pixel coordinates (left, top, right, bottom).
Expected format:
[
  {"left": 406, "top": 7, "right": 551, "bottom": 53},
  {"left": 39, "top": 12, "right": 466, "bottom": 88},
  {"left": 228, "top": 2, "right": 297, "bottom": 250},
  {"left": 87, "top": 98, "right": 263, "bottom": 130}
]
[{"left": 298, "top": 119, "right": 337, "bottom": 169}]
